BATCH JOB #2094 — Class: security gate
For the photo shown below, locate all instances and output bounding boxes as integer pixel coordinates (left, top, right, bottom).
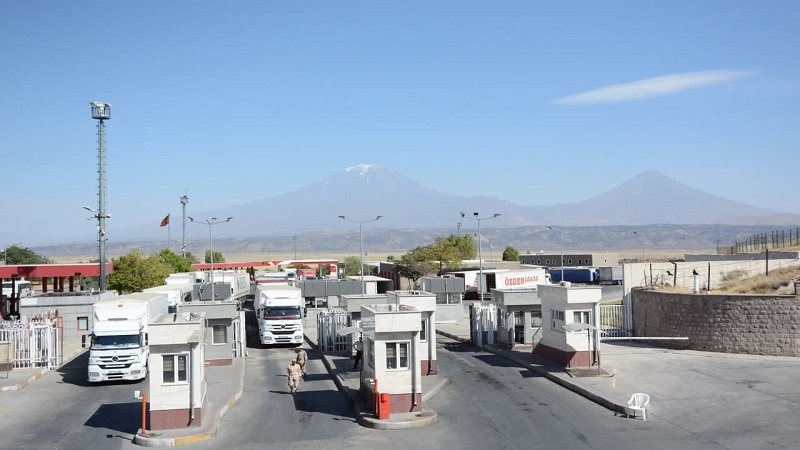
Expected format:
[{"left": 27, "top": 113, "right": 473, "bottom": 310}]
[
  {"left": 471, "top": 304, "right": 497, "bottom": 347},
  {"left": 0, "top": 318, "right": 62, "bottom": 369},
  {"left": 599, "top": 304, "right": 631, "bottom": 338},
  {"left": 317, "top": 310, "right": 350, "bottom": 353}
]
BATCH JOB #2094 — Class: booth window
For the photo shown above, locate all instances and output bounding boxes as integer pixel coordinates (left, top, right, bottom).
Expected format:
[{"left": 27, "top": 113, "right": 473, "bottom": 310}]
[
  {"left": 551, "top": 309, "right": 565, "bottom": 331},
  {"left": 386, "top": 342, "right": 409, "bottom": 370},
  {"left": 212, "top": 324, "right": 228, "bottom": 345},
  {"left": 573, "top": 310, "right": 591, "bottom": 325},
  {"left": 163, "top": 354, "right": 188, "bottom": 384},
  {"left": 77, "top": 317, "right": 89, "bottom": 331},
  {"left": 420, "top": 319, "right": 427, "bottom": 342}
]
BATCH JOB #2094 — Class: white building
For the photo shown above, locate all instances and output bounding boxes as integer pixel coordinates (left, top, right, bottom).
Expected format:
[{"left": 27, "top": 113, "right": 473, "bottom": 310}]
[
  {"left": 147, "top": 312, "right": 206, "bottom": 430},
  {"left": 534, "top": 284, "right": 602, "bottom": 368}
]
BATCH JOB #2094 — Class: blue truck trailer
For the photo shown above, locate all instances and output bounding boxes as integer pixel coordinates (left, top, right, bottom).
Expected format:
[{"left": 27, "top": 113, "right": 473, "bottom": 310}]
[{"left": 548, "top": 267, "right": 599, "bottom": 284}]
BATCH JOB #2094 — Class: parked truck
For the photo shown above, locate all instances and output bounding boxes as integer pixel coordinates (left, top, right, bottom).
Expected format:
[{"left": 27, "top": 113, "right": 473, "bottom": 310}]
[
  {"left": 598, "top": 266, "right": 623, "bottom": 285},
  {"left": 255, "top": 284, "right": 304, "bottom": 346},
  {"left": 82, "top": 292, "right": 169, "bottom": 383},
  {"left": 548, "top": 267, "right": 600, "bottom": 284}
]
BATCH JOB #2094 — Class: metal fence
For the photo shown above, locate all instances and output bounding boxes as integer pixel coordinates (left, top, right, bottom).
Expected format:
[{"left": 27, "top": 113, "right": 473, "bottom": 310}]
[
  {"left": 599, "top": 304, "right": 631, "bottom": 338},
  {"left": 0, "top": 318, "right": 62, "bottom": 369},
  {"left": 734, "top": 227, "right": 800, "bottom": 253},
  {"left": 317, "top": 309, "right": 351, "bottom": 353}
]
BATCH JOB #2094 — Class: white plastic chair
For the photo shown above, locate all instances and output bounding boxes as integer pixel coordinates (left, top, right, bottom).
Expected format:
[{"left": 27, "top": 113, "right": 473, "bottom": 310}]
[{"left": 627, "top": 393, "right": 650, "bottom": 420}]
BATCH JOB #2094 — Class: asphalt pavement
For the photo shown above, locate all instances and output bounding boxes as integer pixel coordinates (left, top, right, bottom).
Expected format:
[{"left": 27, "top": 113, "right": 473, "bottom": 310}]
[{"left": 3, "top": 320, "right": 800, "bottom": 447}]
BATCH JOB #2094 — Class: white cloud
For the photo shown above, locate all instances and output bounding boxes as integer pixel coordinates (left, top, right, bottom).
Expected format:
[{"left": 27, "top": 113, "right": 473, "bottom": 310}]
[{"left": 553, "top": 69, "right": 754, "bottom": 105}]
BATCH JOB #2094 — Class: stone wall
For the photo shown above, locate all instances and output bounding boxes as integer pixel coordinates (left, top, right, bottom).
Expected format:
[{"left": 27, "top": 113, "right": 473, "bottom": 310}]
[{"left": 631, "top": 282, "right": 800, "bottom": 356}]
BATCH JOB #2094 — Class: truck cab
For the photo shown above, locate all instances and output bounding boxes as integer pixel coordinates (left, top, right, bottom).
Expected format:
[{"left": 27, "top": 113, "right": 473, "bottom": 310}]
[{"left": 83, "top": 317, "right": 148, "bottom": 382}]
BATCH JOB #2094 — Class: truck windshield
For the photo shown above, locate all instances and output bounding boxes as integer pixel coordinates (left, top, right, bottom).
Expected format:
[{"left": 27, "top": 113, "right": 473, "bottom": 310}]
[
  {"left": 92, "top": 335, "right": 140, "bottom": 349},
  {"left": 264, "top": 307, "right": 301, "bottom": 320}
]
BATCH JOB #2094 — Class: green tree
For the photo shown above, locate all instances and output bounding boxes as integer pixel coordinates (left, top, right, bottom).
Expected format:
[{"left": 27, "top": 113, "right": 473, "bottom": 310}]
[
  {"left": 184, "top": 252, "right": 199, "bottom": 264},
  {"left": 393, "top": 250, "right": 433, "bottom": 288},
  {"left": 108, "top": 249, "right": 171, "bottom": 294},
  {"left": 502, "top": 246, "right": 520, "bottom": 261},
  {"left": 418, "top": 237, "right": 463, "bottom": 274},
  {"left": 2, "top": 244, "right": 53, "bottom": 265},
  {"left": 157, "top": 249, "right": 194, "bottom": 273},
  {"left": 447, "top": 234, "right": 477, "bottom": 259},
  {"left": 342, "top": 255, "right": 362, "bottom": 277},
  {"left": 204, "top": 250, "right": 225, "bottom": 264}
]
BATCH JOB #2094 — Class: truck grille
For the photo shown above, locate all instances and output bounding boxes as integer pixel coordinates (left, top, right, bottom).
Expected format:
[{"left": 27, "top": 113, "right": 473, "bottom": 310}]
[{"left": 98, "top": 354, "right": 135, "bottom": 369}]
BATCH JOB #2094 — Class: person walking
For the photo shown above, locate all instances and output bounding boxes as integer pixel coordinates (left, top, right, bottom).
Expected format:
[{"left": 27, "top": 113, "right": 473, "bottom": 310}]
[
  {"left": 287, "top": 360, "right": 302, "bottom": 395},
  {"left": 352, "top": 337, "right": 363, "bottom": 370},
  {"left": 296, "top": 347, "right": 308, "bottom": 377}
]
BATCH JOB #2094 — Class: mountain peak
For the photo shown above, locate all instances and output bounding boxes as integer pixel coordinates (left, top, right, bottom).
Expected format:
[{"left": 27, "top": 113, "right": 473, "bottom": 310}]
[{"left": 346, "top": 164, "right": 382, "bottom": 176}]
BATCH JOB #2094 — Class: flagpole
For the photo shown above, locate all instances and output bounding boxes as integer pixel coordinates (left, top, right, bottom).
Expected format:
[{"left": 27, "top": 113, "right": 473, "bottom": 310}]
[{"left": 168, "top": 219, "right": 171, "bottom": 251}]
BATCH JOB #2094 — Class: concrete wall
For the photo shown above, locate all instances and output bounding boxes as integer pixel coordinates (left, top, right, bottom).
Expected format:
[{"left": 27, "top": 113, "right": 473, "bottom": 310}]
[
  {"left": 20, "top": 292, "right": 116, "bottom": 353},
  {"left": 631, "top": 283, "right": 800, "bottom": 356}
]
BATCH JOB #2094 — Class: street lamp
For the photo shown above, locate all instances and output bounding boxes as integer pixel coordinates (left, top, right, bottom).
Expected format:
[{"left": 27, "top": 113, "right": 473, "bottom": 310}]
[
  {"left": 461, "top": 212, "right": 501, "bottom": 302},
  {"left": 548, "top": 226, "right": 564, "bottom": 284},
  {"left": 180, "top": 195, "right": 189, "bottom": 258},
  {"left": 189, "top": 216, "right": 233, "bottom": 301},
  {"left": 633, "top": 231, "right": 645, "bottom": 262},
  {"left": 89, "top": 101, "right": 111, "bottom": 292},
  {"left": 338, "top": 215, "right": 382, "bottom": 293}
]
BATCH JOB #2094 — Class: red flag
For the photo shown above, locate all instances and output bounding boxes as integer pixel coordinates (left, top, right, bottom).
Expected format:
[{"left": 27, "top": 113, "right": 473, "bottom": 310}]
[{"left": 160, "top": 214, "right": 170, "bottom": 227}]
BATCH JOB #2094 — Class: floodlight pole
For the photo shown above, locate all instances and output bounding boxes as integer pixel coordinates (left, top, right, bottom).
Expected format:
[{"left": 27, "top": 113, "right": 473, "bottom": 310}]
[
  {"left": 339, "top": 215, "right": 382, "bottom": 294},
  {"left": 548, "top": 226, "right": 565, "bottom": 283},
  {"left": 189, "top": 216, "right": 233, "bottom": 300},
  {"left": 90, "top": 102, "right": 111, "bottom": 292},
  {"left": 461, "top": 212, "right": 501, "bottom": 303}
]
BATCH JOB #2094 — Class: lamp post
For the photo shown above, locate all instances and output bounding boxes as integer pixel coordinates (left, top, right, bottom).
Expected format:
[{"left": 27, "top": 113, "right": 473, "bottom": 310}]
[
  {"left": 180, "top": 195, "right": 189, "bottom": 258},
  {"left": 293, "top": 235, "right": 298, "bottom": 260},
  {"left": 633, "top": 231, "right": 645, "bottom": 262},
  {"left": 338, "top": 215, "right": 382, "bottom": 294},
  {"left": 548, "top": 226, "right": 564, "bottom": 284},
  {"left": 461, "top": 212, "right": 501, "bottom": 302},
  {"left": 89, "top": 101, "right": 111, "bottom": 292},
  {"left": 189, "top": 216, "right": 233, "bottom": 301}
]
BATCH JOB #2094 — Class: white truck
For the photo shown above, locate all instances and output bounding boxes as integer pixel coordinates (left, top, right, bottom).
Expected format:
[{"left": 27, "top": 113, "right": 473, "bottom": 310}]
[
  {"left": 82, "top": 292, "right": 169, "bottom": 383},
  {"left": 255, "top": 284, "right": 304, "bottom": 346}
]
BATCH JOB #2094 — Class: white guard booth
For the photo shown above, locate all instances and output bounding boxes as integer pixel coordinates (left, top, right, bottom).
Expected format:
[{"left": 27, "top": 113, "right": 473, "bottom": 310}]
[
  {"left": 360, "top": 303, "right": 423, "bottom": 414},
  {"left": 387, "top": 290, "right": 437, "bottom": 375},
  {"left": 147, "top": 312, "right": 207, "bottom": 430},
  {"left": 534, "top": 284, "right": 602, "bottom": 368}
]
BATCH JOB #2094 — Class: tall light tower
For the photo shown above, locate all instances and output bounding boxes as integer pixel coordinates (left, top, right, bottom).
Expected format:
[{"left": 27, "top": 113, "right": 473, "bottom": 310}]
[
  {"left": 338, "top": 215, "right": 382, "bottom": 294},
  {"left": 180, "top": 195, "right": 189, "bottom": 258},
  {"left": 461, "top": 212, "right": 501, "bottom": 302},
  {"left": 548, "top": 226, "right": 564, "bottom": 284},
  {"left": 90, "top": 101, "right": 111, "bottom": 292},
  {"left": 189, "top": 216, "right": 233, "bottom": 301}
]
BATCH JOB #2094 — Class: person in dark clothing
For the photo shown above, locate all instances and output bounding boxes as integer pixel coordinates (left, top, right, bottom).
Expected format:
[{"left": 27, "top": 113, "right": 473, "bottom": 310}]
[{"left": 352, "top": 337, "right": 363, "bottom": 370}]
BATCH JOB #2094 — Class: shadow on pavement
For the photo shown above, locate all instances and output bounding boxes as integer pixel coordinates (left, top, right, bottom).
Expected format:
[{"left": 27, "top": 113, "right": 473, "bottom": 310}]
[
  {"left": 85, "top": 401, "right": 143, "bottom": 435},
  {"left": 55, "top": 352, "right": 91, "bottom": 387},
  {"left": 472, "top": 353, "right": 525, "bottom": 368}
]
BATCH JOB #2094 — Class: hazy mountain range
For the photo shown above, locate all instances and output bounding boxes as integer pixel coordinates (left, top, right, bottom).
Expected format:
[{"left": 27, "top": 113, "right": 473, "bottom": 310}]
[
  {"left": 132, "top": 164, "right": 800, "bottom": 239},
  {"left": 35, "top": 165, "right": 799, "bottom": 259}
]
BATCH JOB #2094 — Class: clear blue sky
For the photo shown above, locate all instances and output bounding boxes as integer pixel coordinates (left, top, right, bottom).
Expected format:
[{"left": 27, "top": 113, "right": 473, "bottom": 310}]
[{"left": 2, "top": 1, "right": 798, "bottom": 246}]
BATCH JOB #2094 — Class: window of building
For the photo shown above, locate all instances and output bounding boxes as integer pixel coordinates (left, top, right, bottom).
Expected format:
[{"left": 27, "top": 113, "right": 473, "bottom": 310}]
[
  {"left": 568, "top": 259, "right": 573, "bottom": 264},
  {"left": 77, "top": 316, "right": 89, "bottom": 331},
  {"left": 420, "top": 319, "right": 427, "bottom": 342},
  {"left": 536, "top": 259, "right": 541, "bottom": 264},
  {"left": 212, "top": 324, "right": 227, "bottom": 345},
  {"left": 551, "top": 309, "right": 565, "bottom": 331},
  {"left": 530, "top": 305, "right": 542, "bottom": 328},
  {"left": 162, "top": 354, "right": 188, "bottom": 384},
  {"left": 386, "top": 342, "right": 409, "bottom": 370},
  {"left": 573, "top": 310, "right": 591, "bottom": 325}
]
